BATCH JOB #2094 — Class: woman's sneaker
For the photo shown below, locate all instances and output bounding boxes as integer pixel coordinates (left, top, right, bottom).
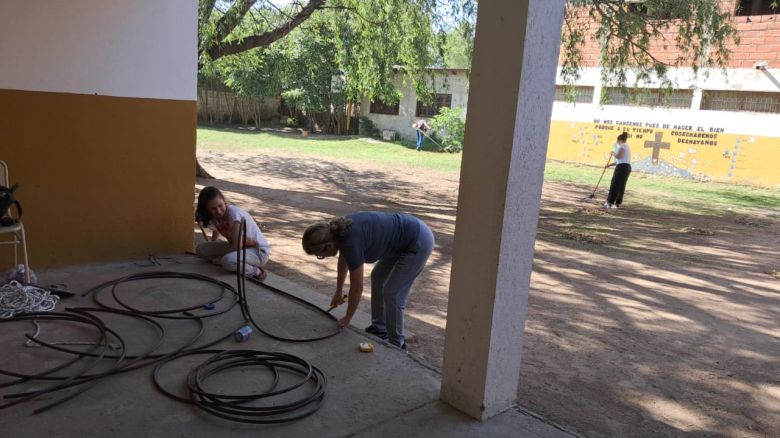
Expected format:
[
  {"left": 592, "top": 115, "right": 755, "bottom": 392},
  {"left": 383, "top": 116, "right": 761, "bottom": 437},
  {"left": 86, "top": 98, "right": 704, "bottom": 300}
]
[{"left": 364, "top": 325, "right": 388, "bottom": 339}]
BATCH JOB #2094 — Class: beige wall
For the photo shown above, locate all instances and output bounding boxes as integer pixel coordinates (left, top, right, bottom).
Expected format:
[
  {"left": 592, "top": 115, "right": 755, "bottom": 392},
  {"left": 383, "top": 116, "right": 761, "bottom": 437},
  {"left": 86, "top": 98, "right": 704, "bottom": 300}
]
[{"left": 0, "top": 89, "right": 196, "bottom": 268}]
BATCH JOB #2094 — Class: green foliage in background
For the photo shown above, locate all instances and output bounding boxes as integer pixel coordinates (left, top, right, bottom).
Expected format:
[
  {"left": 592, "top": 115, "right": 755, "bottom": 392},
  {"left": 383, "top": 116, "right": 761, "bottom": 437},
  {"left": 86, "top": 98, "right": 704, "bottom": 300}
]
[
  {"left": 429, "top": 107, "right": 466, "bottom": 152},
  {"left": 358, "top": 116, "right": 380, "bottom": 138}
]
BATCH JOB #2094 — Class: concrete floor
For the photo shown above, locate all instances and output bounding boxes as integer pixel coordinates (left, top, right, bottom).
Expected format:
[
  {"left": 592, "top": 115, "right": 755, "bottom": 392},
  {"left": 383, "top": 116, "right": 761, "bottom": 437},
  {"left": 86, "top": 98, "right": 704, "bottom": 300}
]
[{"left": 0, "top": 255, "right": 579, "bottom": 437}]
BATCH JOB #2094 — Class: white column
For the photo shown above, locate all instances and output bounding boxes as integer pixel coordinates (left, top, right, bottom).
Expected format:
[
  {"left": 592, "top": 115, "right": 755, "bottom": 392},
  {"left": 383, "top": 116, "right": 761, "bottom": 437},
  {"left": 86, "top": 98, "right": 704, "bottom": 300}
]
[
  {"left": 691, "top": 87, "right": 703, "bottom": 110},
  {"left": 440, "top": 0, "right": 565, "bottom": 421}
]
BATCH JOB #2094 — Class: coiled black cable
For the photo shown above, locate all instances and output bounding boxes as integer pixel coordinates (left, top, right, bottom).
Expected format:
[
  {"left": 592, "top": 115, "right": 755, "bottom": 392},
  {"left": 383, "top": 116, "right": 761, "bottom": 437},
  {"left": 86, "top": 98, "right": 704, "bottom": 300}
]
[
  {"left": 153, "top": 349, "right": 326, "bottom": 424},
  {"left": 1, "top": 220, "right": 339, "bottom": 420}
]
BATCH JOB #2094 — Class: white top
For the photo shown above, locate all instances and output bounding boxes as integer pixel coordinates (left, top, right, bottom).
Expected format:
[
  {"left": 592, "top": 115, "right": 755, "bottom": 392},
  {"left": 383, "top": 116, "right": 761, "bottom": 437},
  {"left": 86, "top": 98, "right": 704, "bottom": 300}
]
[
  {"left": 413, "top": 119, "right": 430, "bottom": 131},
  {"left": 208, "top": 205, "right": 270, "bottom": 254},
  {"left": 613, "top": 142, "right": 631, "bottom": 165}
]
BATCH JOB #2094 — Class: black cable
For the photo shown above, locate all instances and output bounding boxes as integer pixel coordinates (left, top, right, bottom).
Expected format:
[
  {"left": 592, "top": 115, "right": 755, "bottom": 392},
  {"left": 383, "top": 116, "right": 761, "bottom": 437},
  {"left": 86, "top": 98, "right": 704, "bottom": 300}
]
[
  {"left": 85, "top": 271, "right": 239, "bottom": 320},
  {"left": 153, "top": 349, "right": 326, "bottom": 424},
  {"left": 0, "top": 312, "right": 113, "bottom": 411},
  {"left": 235, "top": 218, "right": 343, "bottom": 342},
  {"left": 0, "top": 318, "right": 105, "bottom": 389},
  {"left": 1, "top": 225, "right": 341, "bottom": 418}
]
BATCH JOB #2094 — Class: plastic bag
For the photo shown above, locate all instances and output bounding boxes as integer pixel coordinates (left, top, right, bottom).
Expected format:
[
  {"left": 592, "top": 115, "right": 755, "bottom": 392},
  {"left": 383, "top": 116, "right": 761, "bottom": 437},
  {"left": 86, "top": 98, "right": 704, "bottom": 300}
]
[{"left": 4, "top": 264, "right": 37, "bottom": 285}]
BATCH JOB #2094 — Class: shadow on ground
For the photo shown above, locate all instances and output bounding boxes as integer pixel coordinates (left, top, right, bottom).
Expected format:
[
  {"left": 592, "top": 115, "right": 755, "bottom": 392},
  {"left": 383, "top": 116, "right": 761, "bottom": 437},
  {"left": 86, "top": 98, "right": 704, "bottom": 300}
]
[{"left": 196, "top": 150, "right": 780, "bottom": 438}]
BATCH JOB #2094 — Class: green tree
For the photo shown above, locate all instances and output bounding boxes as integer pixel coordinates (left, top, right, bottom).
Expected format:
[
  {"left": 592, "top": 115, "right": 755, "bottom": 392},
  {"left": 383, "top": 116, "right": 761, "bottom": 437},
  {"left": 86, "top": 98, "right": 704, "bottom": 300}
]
[
  {"left": 199, "top": 0, "right": 740, "bottom": 98},
  {"left": 277, "top": 13, "right": 344, "bottom": 132},
  {"left": 429, "top": 107, "right": 466, "bottom": 152},
  {"left": 220, "top": 47, "right": 285, "bottom": 128},
  {"left": 441, "top": 22, "right": 473, "bottom": 69},
  {"left": 195, "top": 0, "right": 741, "bottom": 167},
  {"left": 196, "top": 0, "right": 448, "bottom": 176}
]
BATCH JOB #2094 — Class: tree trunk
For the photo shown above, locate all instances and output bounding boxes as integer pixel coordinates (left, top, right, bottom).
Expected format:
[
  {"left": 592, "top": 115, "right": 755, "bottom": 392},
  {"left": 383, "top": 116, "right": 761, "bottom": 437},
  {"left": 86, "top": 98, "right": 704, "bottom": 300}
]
[{"left": 196, "top": 159, "right": 214, "bottom": 179}]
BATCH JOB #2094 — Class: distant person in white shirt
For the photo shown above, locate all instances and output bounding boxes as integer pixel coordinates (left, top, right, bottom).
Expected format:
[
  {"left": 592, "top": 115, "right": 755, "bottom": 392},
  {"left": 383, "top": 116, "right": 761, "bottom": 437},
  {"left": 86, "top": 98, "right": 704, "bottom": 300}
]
[
  {"left": 604, "top": 131, "right": 632, "bottom": 209},
  {"left": 196, "top": 186, "right": 270, "bottom": 281},
  {"left": 412, "top": 118, "right": 430, "bottom": 151}
]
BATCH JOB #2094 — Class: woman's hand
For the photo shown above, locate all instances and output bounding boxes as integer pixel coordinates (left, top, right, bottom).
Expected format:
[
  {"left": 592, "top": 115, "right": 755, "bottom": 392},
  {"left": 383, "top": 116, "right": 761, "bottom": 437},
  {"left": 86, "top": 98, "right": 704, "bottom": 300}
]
[
  {"left": 331, "top": 291, "right": 346, "bottom": 308},
  {"left": 337, "top": 315, "right": 351, "bottom": 328}
]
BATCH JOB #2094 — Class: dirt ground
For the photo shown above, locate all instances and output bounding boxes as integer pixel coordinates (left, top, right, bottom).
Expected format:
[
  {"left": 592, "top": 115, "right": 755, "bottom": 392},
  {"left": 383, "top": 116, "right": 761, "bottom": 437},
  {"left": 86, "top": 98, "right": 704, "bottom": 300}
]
[{"left": 197, "top": 149, "right": 780, "bottom": 438}]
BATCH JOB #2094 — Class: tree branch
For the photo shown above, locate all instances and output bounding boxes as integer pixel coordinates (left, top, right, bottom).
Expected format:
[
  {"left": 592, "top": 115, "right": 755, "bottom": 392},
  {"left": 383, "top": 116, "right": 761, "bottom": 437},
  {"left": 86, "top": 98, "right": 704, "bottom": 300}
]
[
  {"left": 213, "top": 0, "right": 259, "bottom": 45},
  {"left": 320, "top": 5, "right": 388, "bottom": 26},
  {"left": 206, "top": 0, "right": 326, "bottom": 62},
  {"left": 199, "top": 0, "right": 218, "bottom": 25}
]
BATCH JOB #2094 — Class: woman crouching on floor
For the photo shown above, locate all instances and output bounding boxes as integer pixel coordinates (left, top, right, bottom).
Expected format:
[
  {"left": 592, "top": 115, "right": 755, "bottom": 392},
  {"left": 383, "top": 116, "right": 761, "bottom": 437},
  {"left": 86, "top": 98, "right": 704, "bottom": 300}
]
[{"left": 195, "top": 186, "right": 270, "bottom": 281}]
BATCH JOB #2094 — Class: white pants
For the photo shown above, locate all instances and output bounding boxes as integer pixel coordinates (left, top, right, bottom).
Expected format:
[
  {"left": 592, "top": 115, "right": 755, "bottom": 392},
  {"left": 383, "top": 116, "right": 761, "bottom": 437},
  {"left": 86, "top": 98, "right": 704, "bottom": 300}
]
[{"left": 196, "top": 241, "right": 269, "bottom": 277}]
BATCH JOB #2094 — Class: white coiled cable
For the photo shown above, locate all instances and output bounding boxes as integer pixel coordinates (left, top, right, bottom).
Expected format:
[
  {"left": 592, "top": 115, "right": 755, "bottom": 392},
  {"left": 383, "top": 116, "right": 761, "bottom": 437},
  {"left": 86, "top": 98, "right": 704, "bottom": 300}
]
[{"left": 0, "top": 281, "right": 60, "bottom": 318}]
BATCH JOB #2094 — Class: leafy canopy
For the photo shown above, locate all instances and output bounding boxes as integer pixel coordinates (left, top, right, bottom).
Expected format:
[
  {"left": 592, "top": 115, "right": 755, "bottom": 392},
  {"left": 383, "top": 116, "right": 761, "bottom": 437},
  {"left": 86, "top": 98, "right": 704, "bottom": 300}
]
[{"left": 198, "top": 0, "right": 741, "bottom": 106}]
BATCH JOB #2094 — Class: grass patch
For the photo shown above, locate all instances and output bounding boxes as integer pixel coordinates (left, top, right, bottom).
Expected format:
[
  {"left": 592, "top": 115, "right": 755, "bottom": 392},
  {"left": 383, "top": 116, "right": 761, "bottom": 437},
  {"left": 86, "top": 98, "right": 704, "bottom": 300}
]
[
  {"left": 197, "top": 126, "right": 461, "bottom": 172},
  {"left": 546, "top": 160, "right": 780, "bottom": 212},
  {"left": 197, "top": 126, "right": 780, "bottom": 211}
]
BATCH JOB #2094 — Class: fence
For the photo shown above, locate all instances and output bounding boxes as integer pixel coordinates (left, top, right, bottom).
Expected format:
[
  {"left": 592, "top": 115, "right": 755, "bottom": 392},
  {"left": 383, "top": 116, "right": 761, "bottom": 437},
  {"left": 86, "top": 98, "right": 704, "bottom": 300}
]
[{"left": 197, "top": 84, "right": 280, "bottom": 126}]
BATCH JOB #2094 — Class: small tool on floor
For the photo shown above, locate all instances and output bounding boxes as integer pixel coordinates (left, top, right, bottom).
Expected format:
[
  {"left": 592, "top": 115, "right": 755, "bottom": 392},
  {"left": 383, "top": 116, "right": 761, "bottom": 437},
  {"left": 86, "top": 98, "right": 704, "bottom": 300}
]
[
  {"left": 234, "top": 325, "right": 253, "bottom": 342},
  {"left": 359, "top": 342, "right": 374, "bottom": 353},
  {"left": 39, "top": 284, "right": 75, "bottom": 298},
  {"left": 326, "top": 294, "right": 348, "bottom": 313}
]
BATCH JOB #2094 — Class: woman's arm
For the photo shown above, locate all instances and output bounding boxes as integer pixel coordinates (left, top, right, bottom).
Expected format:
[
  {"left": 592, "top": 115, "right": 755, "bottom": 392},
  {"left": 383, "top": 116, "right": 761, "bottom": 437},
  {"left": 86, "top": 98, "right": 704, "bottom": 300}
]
[
  {"left": 338, "top": 264, "right": 364, "bottom": 328},
  {"left": 335, "top": 253, "right": 348, "bottom": 297},
  {"left": 211, "top": 230, "right": 221, "bottom": 242},
  {"left": 227, "top": 221, "right": 257, "bottom": 250},
  {"left": 614, "top": 144, "right": 624, "bottom": 159}
]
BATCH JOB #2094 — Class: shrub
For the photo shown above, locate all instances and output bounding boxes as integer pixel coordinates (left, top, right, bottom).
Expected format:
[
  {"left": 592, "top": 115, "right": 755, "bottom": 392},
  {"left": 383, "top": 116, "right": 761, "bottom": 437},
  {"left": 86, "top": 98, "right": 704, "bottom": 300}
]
[
  {"left": 429, "top": 107, "right": 466, "bottom": 153},
  {"left": 286, "top": 117, "right": 298, "bottom": 128},
  {"left": 358, "top": 116, "right": 380, "bottom": 138}
]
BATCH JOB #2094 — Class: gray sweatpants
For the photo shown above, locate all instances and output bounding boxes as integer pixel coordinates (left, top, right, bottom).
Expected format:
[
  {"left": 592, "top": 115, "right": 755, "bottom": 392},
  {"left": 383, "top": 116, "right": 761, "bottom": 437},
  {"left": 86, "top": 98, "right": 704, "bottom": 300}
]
[
  {"left": 370, "top": 219, "right": 435, "bottom": 347},
  {"left": 195, "top": 241, "right": 269, "bottom": 277}
]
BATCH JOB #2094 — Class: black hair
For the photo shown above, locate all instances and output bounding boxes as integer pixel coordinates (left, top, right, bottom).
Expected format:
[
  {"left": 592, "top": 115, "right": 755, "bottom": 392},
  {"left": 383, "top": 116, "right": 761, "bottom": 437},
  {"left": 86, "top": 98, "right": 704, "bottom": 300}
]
[
  {"left": 617, "top": 132, "right": 629, "bottom": 142},
  {"left": 196, "top": 186, "right": 225, "bottom": 227}
]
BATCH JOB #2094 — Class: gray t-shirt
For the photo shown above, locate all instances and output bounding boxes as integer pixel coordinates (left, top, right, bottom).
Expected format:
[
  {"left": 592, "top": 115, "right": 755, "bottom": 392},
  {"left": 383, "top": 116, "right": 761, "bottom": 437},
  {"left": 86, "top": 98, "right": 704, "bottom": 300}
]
[{"left": 340, "top": 212, "right": 420, "bottom": 271}]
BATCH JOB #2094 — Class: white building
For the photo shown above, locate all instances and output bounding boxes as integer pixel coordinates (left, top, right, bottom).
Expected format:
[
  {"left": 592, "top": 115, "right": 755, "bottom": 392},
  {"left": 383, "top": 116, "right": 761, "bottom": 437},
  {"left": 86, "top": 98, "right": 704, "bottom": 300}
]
[{"left": 360, "top": 68, "right": 469, "bottom": 141}]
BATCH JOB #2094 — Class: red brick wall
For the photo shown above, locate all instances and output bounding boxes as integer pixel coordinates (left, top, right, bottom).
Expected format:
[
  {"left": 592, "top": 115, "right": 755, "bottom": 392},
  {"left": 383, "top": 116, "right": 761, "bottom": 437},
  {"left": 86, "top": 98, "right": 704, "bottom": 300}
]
[{"left": 563, "top": 0, "right": 780, "bottom": 69}]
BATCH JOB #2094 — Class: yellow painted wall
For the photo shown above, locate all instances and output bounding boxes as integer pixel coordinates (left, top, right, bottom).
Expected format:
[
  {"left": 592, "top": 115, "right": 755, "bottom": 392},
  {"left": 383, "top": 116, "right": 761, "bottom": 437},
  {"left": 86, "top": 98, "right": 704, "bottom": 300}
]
[
  {"left": 0, "top": 89, "right": 196, "bottom": 269},
  {"left": 548, "top": 119, "right": 780, "bottom": 187}
]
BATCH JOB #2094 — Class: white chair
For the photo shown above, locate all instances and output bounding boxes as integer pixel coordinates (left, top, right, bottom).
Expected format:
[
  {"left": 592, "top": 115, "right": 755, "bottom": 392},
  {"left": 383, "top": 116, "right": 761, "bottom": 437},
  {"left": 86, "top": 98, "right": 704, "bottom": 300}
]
[{"left": 0, "top": 160, "right": 31, "bottom": 284}]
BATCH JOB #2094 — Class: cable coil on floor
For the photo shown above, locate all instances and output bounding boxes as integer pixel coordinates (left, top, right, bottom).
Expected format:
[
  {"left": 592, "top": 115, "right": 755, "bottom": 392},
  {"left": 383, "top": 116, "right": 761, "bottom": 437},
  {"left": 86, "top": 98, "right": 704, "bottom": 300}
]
[
  {"left": 153, "top": 349, "right": 327, "bottom": 424},
  {"left": 0, "top": 217, "right": 338, "bottom": 423}
]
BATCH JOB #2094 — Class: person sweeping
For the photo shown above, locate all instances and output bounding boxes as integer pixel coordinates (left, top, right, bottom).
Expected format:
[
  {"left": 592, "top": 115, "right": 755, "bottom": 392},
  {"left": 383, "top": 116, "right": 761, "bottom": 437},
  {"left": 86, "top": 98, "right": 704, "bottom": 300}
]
[
  {"left": 603, "top": 131, "right": 632, "bottom": 209},
  {"left": 302, "top": 212, "right": 434, "bottom": 349},
  {"left": 412, "top": 118, "right": 431, "bottom": 151}
]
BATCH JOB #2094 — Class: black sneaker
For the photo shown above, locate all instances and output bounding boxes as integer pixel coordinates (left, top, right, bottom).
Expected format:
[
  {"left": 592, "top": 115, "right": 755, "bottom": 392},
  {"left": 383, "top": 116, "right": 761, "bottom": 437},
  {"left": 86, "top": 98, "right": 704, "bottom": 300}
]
[
  {"left": 389, "top": 340, "right": 406, "bottom": 350},
  {"left": 364, "top": 325, "right": 388, "bottom": 339}
]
